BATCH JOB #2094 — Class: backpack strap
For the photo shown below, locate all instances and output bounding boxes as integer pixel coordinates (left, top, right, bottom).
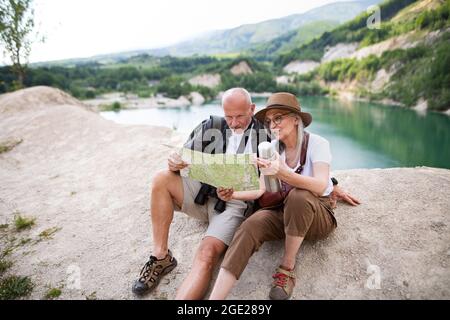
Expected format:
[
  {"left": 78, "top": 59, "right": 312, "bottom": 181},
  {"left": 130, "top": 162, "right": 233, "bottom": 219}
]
[{"left": 295, "top": 131, "right": 310, "bottom": 175}]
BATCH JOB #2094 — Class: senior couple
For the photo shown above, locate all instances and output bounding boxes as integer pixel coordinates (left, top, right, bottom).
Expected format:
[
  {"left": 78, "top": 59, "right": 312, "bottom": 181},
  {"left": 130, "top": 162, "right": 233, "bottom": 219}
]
[{"left": 131, "top": 88, "right": 360, "bottom": 300}]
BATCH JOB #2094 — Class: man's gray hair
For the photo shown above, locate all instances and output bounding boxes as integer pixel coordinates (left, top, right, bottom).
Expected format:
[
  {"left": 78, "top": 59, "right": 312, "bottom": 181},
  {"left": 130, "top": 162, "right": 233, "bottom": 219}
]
[{"left": 221, "top": 88, "right": 252, "bottom": 107}]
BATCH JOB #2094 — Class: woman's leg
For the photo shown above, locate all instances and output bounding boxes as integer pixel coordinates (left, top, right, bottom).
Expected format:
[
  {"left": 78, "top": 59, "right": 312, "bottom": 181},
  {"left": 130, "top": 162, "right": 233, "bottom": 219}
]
[
  {"left": 281, "top": 235, "right": 304, "bottom": 270},
  {"left": 270, "top": 189, "right": 336, "bottom": 299},
  {"left": 208, "top": 209, "right": 284, "bottom": 299},
  {"left": 281, "top": 189, "right": 336, "bottom": 265}
]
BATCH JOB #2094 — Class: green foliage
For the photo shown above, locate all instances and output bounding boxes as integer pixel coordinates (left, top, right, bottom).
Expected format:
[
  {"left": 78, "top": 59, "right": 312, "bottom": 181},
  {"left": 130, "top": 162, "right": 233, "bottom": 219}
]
[
  {"left": 316, "top": 32, "right": 450, "bottom": 111},
  {"left": 13, "top": 214, "right": 35, "bottom": 231},
  {"left": 0, "top": 138, "right": 22, "bottom": 154},
  {"left": 275, "top": 0, "right": 420, "bottom": 66},
  {"left": 248, "top": 20, "right": 340, "bottom": 60},
  {"left": 0, "top": 259, "right": 12, "bottom": 275},
  {"left": 317, "top": 54, "right": 381, "bottom": 82},
  {"left": 44, "top": 287, "right": 61, "bottom": 299},
  {"left": 156, "top": 76, "right": 193, "bottom": 99},
  {"left": 220, "top": 72, "right": 277, "bottom": 93},
  {"left": 416, "top": 0, "right": 450, "bottom": 30},
  {"left": 192, "top": 85, "right": 217, "bottom": 101},
  {"left": 99, "top": 101, "right": 122, "bottom": 112},
  {"left": 38, "top": 227, "right": 61, "bottom": 240},
  {"left": 385, "top": 34, "right": 450, "bottom": 110},
  {"left": 277, "top": 82, "right": 328, "bottom": 96},
  {"left": 0, "top": 0, "right": 38, "bottom": 87},
  {"left": 0, "top": 275, "right": 33, "bottom": 300}
]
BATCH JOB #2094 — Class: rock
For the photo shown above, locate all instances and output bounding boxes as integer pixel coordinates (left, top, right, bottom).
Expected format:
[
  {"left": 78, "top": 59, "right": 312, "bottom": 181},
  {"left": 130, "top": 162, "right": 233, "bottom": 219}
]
[
  {"left": 230, "top": 61, "right": 253, "bottom": 76},
  {"left": 1, "top": 86, "right": 449, "bottom": 300},
  {"left": 413, "top": 98, "right": 428, "bottom": 115},
  {"left": 276, "top": 75, "right": 293, "bottom": 85},
  {"left": 283, "top": 60, "right": 320, "bottom": 75},
  {"left": 188, "top": 74, "right": 221, "bottom": 88},
  {"left": 350, "top": 31, "right": 421, "bottom": 61},
  {"left": 370, "top": 68, "right": 391, "bottom": 93},
  {"left": 322, "top": 43, "right": 359, "bottom": 63},
  {"left": 188, "top": 92, "right": 205, "bottom": 106}
]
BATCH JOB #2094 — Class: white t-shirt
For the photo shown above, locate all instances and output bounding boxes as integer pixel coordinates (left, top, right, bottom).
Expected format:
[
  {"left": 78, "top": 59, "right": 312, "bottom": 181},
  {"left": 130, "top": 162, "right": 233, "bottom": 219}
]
[
  {"left": 280, "top": 133, "right": 333, "bottom": 196},
  {"left": 226, "top": 131, "right": 253, "bottom": 154}
]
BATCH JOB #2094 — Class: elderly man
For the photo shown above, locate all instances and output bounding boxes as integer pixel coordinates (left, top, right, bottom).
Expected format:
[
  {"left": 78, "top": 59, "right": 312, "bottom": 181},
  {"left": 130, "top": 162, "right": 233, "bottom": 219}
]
[{"left": 132, "top": 88, "right": 268, "bottom": 299}]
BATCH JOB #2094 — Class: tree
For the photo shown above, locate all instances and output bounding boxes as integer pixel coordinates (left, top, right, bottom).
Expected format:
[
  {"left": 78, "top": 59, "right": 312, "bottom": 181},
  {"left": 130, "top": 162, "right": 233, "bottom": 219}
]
[{"left": 0, "top": 0, "right": 37, "bottom": 88}]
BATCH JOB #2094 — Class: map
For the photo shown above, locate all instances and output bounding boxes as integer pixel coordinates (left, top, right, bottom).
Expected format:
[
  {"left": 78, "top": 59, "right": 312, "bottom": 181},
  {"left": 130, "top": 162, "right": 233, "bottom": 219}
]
[{"left": 180, "top": 148, "right": 259, "bottom": 191}]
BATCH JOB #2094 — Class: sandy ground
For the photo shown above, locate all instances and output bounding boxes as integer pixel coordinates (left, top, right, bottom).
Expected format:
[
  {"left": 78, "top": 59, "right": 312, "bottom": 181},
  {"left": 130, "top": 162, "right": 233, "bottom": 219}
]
[{"left": 1, "top": 86, "right": 449, "bottom": 300}]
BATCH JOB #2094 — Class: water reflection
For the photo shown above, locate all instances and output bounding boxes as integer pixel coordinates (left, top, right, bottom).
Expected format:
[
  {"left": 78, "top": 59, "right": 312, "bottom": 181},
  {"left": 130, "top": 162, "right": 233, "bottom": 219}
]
[{"left": 100, "top": 96, "right": 450, "bottom": 170}]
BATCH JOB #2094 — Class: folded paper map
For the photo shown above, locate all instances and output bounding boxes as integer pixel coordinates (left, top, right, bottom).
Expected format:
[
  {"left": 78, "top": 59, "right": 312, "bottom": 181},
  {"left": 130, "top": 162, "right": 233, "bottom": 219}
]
[{"left": 180, "top": 148, "right": 259, "bottom": 191}]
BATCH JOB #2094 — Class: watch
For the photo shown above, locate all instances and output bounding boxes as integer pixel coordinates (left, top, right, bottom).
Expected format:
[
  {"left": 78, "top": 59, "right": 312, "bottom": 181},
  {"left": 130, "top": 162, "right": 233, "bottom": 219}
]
[{"left": 331, "top": 177, "right": 338, "bottom": 186}]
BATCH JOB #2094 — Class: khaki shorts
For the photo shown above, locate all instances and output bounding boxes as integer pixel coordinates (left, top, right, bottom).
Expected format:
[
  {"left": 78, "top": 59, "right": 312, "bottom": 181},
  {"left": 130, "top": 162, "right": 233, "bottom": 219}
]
[{"left": 174, "top": 177, "right": 248, "bottom": 246}]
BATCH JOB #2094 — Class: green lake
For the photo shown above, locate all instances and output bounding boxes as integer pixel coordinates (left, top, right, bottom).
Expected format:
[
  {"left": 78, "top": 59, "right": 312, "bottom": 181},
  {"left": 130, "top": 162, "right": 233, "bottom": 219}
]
[{"left": 100, "top": 96, "right": 450, "bottom": 170}]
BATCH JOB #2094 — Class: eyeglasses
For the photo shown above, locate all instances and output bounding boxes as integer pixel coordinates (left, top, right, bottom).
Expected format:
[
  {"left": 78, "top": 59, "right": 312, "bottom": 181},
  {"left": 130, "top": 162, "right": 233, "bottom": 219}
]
[{"left": 264, "top": 112, "right": 292, "bottom": 127}]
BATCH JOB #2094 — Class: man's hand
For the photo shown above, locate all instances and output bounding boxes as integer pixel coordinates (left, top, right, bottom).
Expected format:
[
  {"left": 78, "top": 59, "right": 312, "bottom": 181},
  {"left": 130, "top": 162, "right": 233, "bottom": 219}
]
[
  {"left": 168, "top": 152, "right": 188, "bottom": 172},
  {"left": 329, "top": 185, "right": 361, "bottom": 209},
  {"left": 217, "top": 187, "right": 234, "bottom": 202}
]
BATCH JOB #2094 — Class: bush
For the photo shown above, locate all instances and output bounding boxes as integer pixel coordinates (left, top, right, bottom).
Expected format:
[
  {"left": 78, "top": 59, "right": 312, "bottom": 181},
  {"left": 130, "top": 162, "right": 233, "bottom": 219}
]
[{"left": 0, "top": 276, "right": 34, "bottom": 300}]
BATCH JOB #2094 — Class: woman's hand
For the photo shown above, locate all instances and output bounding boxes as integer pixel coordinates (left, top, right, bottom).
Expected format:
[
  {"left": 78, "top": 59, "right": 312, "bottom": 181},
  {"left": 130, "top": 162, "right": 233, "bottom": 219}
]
[
  {"left": 256, "top": 151, "right": 286, "bottom": 177},
  {"left": 217, "top": 187, "right": 234, "bottom": 201},
  {"left": 329, "top": 185, "right": 361, "bottom": 209}
]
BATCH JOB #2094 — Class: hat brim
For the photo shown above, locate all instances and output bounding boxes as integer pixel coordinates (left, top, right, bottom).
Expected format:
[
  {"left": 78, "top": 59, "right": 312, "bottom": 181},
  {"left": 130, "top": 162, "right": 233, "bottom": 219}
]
[{"left": 254, "top": 105, "right": 312, "bottom": 128}]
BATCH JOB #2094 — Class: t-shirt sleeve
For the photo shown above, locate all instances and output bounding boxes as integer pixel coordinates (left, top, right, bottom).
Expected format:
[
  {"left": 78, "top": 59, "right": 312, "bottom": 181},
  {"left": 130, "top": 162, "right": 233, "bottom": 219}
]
[{"left": 310, "top": 136, "right": 332, "bottom": 164}]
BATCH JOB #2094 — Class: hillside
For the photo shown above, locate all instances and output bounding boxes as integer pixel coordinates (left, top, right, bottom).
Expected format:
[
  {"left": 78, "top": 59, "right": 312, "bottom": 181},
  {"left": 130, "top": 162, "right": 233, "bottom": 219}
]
[
  {"left": 160, "top": 0, "right": 380, "bottom": 57},
  {"left": 0, "top": 87, "right": 449, "bottom": 300},
  {"left": 276, "top": 0, "right": 450, "bottom": 111}
]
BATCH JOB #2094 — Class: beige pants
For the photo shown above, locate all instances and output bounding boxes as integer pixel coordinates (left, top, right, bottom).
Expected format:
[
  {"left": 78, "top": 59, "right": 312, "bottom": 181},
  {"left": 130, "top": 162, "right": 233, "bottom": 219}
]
[{"left": 221, "top": 188, "right": 337, "bottom": 279}]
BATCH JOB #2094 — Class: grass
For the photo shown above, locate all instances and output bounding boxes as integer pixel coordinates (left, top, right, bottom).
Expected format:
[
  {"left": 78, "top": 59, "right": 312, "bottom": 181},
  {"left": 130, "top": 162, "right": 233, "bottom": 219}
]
[
  {"left": 0, "top": 259, "right": 13, "bottom": 275},
  {"left": 14, "top": 214, "right": 35, "bottom": 231},
  {"left": 85, "top": 291, "right": 97, "bottom": 300},
  {"left": 0, "top": 275, "right": 34, "bottom": 300},
  {"left": 99, "top": 101, "right": 122, "bottom": 112},
  {"left": 44, "top": 287, "right": 62, "bottom": 299},
  {"left": 19, "top": 238, "right": 32, "bottom": 246},
  {"left": 38, "top": 227, "right": 61, "bottom": 240},
  {"left": 0, "top": 138, "right": 23, "bottom": 154}
]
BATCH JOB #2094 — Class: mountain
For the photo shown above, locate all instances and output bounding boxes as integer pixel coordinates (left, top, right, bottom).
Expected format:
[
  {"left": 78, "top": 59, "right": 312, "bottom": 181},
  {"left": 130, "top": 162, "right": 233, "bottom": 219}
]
[
  {"left": 246, "top": 20, "right": 341, "bottom": 59},
  {"left": 157, "top": 0, "right": 381, "bottom": 57}
]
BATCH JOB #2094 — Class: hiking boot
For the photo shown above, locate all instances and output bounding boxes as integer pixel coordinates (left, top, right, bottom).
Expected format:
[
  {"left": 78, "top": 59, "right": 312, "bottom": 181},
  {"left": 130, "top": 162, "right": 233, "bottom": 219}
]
[
  {"left": 132, "top": 250, "right": 177, "bottom": 295},
  {"left": 269, "top": 266, "right": 296, "bottom": 300}
]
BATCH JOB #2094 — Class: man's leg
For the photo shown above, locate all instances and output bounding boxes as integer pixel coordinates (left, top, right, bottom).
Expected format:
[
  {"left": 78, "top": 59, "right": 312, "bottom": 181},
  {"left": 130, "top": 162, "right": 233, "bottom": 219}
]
[
  {"left": 151, "top": 170, "right": 184, "bottom": 259},
  {"left": 132, "top": 169, "right": 184, "bottom": 295},
  {"left": 175, "top": 236, "right": 227, "bottom": 300}
]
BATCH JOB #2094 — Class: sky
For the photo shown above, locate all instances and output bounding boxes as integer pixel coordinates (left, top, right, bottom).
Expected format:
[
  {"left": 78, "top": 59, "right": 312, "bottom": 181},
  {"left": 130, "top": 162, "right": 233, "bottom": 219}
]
[{"left": 6, "top": 0, "right": 354, "bottom": 63}]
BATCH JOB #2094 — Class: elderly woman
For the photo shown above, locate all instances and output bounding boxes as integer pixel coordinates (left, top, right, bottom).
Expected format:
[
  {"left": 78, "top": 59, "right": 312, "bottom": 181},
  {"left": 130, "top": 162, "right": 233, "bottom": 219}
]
[{"left": 210, "top": 92, "right": 347, "bottom": 300}]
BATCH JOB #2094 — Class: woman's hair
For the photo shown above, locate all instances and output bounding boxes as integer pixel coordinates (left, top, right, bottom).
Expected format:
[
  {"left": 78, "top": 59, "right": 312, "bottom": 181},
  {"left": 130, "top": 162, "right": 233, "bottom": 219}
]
[{"left": 277, "top": 114, "right": 304, "bottom": 165}]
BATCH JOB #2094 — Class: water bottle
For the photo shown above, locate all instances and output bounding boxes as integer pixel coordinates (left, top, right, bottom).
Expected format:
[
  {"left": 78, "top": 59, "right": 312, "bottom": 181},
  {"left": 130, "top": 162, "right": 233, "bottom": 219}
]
[{"left": 258, "top": 140, "right": 281, "bottom": 192}]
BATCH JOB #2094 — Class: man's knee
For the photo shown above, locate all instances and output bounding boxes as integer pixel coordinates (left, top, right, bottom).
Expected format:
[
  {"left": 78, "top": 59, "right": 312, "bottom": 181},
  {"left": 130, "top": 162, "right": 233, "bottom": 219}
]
[
  {"left": 152, "top": 170, "right": 179, "bottom": 191},
  {"left": 195, "top": 238, "right": 226, "bottom": 269}
]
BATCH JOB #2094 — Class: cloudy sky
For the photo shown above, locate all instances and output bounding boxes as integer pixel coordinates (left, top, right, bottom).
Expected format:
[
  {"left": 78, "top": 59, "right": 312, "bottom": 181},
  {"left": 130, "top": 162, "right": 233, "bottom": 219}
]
[{"left": 12, "top": 0, "right": 354, "bottom": 63}]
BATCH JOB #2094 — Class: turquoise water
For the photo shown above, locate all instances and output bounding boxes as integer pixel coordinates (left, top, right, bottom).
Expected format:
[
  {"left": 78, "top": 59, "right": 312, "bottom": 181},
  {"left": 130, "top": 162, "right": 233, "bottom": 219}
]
[{"left": 100, "top": 96, "right": 450, "bottom": 170}]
